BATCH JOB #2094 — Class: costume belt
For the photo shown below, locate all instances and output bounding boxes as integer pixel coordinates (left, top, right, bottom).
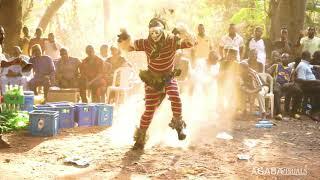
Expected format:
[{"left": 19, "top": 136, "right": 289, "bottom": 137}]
[{"left": 139, "top": 69, "right": 181, "bottom": 91}]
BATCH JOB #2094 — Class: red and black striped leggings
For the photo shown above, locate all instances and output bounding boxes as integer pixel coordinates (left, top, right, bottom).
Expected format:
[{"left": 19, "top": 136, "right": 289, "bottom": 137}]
[{"left": 140, "top": 79, "right": 182, "bottom": 129}]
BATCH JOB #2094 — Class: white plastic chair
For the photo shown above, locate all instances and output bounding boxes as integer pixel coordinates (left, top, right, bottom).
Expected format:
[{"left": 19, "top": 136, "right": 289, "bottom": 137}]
[
  {"left": 106, "top": 67, "right": 135, "bottom": 105},
  {"left": 258, "top": 73, "right": 274, "bottom": 118}
]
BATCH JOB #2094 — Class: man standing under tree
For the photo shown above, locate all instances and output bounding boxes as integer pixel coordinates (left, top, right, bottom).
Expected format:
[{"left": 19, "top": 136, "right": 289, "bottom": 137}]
[
  {"left": 28, "top": 28, "right": 45, "bottom": 56},
  {"left": 219, "top": 24, "right": 244, "bottom": 61},
  {"left": 19, "top": 26, "right": 31, "bottom": 56},
  {"left": 299, "top": 27, "right": 320, "bottom": 56},
  {"left": 248, "top": 26, "right": 267, "bottom": 71},
  {"left": 119, "top": 18, "right": 196, "bottom": 150},
  {"left": 191, "top": 24, "right": 212, "bottom": 67},
  {"left": 273, "top": 27, "right": 292, "bottom": 54}
]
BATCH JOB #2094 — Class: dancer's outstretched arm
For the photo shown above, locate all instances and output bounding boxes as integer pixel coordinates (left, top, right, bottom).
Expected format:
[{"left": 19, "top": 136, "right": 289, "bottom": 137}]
[{"left": 173, "top": 24, "right": 197, "bottom": 50}]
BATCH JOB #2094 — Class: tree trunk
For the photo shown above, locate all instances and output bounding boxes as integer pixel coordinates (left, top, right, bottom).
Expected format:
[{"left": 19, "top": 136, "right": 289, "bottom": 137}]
[
  {"left": 0, "top": 0, "right": 23, "bottom": 52},
  {"left": 269, "top": 0, "right": 307, "bottom": 43},
  {"left": 38, "top": 0, "right": 66, "bottom": 32}
]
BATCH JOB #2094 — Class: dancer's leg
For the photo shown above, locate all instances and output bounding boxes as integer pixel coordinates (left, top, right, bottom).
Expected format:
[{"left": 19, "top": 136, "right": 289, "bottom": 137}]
[
  {"left": 133, "top": 86, "right": 162, "bottom": 150},
  {"left": 166, "top": 79, "right": 186, "bottom": 140}
]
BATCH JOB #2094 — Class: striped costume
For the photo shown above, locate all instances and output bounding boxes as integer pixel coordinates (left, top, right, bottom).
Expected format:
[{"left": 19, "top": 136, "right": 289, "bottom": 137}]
[{"left": 134, "top": 35, "right": 193, "bottom": 129}]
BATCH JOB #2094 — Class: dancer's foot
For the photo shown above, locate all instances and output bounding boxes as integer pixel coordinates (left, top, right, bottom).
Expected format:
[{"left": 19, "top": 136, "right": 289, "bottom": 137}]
[
  {"left": 169, "top": 116, "right": 187, "bottom": 140},
  {"left": 132, "top": 128, "right": 147, "bottom": 150}
]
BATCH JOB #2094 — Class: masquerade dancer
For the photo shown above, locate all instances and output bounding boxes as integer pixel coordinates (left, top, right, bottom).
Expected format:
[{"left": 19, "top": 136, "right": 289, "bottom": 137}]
[{"left": 118, "top": 18, "right": 196, "bottom": 150}]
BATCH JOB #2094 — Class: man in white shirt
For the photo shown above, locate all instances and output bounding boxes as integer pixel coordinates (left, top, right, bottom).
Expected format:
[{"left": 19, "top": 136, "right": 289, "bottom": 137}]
[
  {"left": 248, "top": 26, "right": 266, "bottom": 66},
  {"left": 192, "top": 24, "right": 212, "bottom": 64},
  {"left": 219, "top": 24, "right": 244, "bottom": 61},
  {"left": 295, "top": 51, "right": 320, "bottom": 115},
  {"left": 44, "top": 33, "right": 62, "bottom": 60},
  {"left": 296, "top": 52, "right": 316, "bottom": 81},
  {"left": 300, "top": 27, "right": 320, "bottom": 56}
]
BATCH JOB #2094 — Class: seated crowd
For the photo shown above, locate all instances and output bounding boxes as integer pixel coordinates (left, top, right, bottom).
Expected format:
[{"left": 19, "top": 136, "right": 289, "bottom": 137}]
[
  {"left": 0, "top": 26, "right": 132, "bottom": 104},
  {"left": 1, "top": 24, "right": 320, "bottom": 121}
]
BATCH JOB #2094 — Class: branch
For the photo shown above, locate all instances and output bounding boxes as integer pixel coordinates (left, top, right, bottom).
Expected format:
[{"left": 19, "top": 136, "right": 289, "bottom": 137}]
[
  {"left": 22, "top": 0, "right": 34, "bottom": 22},
  {"left": 38, "top": 0, "right": 67, "bottom": 31}
]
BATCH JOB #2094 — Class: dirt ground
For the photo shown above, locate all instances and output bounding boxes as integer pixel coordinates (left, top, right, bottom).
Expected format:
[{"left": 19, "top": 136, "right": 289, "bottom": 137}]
[{"left": 0, "top": 92, "right": 320, "bottom": 179}]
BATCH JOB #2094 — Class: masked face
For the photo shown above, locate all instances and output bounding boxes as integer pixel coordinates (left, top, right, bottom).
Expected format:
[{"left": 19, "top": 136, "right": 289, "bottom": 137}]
[{"left": 149, "top": 27, "right": 163, "bottom": 42}]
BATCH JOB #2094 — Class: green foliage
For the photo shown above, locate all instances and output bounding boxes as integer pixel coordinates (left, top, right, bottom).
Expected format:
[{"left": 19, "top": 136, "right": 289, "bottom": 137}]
[
  {"left": 0, "top": 111, "right": 29, "bottom": 134},
  {"left": 306, "top": 0, "right": 320, "bottom": 27},
  {"left": 230, "top": 0, "right": 267, "bottom": 39}
]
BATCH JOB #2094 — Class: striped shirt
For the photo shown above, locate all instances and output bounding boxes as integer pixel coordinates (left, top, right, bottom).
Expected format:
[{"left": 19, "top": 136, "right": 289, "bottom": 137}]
[
  {"left": 134, "top": 35, "right": 193, "bottom": 73},
  {"left": 240, "top": 67, "right": 263, "bottom": 93},
  {"left": 248, "top": 68, "right": 263, "bottom": 90}
]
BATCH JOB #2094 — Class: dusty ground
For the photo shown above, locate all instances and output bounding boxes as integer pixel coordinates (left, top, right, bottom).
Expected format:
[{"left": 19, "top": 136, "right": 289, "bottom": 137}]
[
  {"left": 0, "top": 113, "right": 319, "bottom": 179},
  {"left": 0, "top": 88, "right": 320, "bottom": 179}
]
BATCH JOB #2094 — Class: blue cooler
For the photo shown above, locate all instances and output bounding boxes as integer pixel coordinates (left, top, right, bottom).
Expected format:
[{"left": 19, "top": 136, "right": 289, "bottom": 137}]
[
  {"left": 94, "top": 103, "right": 113, "bottom": 126},
  {"left": 54, "top": 104, "right": 75, "bottom": 129},
  {"left": 75, "top": 103, "right": 96, "bottom": 127},
  {"left": 23, "top": 91, "right": 34, "bottom": 112},
  {"left": 34, "top": 104, "right": 57, "bottom": 111},
  {"left": 47, "top": 101, "right": 72, "bottom": 105},
  {"left": 29, "top": 110, "right": 59, "bottom": 136}
]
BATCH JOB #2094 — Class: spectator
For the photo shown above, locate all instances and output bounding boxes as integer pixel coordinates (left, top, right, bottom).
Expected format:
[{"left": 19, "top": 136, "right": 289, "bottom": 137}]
[
  {"left": 100, "top": 44, "right": 109, "bottom": 61},
  {"left": 273, "top": 27, "right": 292, "bottom": 54},
  {"left": 242, "top": 49, "right": 263, "bottom": 73},
  {"left": 217, "top": 48, "right": 239, "bottom": 111},
  {"left": 219, "top": 24, "right": 244, "bottom": 61},
  {"left": 299, "top": 27, "right": 320, "bottom": 56},
  {"left": 79, "top": 45, "right": 106, "bottom": 103},
  {"left": 28, "top": 44, "right": 55, "bottom": 100},
  {"left": 0, "top": 46, "right": 31, "bottom": 94},
  {"left": 267, "top": 53, "right": 293, "bottom": 120},
  {"left": 0, "top": 26, "right": 6, "bottom": 61},
  {"left": 192, "top": 24, "right": 212, "bottom": 65},
  {"left": 206, "top": 50, "right": 219, "bottom": 76},
  {"left": 44, "top": 33, "right": 62, "bottom": 60},
  {"left": 28, "top": 27, "right": 45, "bottom": 56},
  {"left": 9, "top": 46, "right": 29, "bottom": 62},
  {"left": 280, "top": 57, "right": 303, "bottom": 119},
  {"left": 248, "top": 26, "right": 267, "bottom": 67},
  {"left": 55, "top": 48, "right": 81, "bottom": 88},
  {"left": 107, "top": 45, "right": 132, "bottom": 76},
  {"left": 295, "top": 51, "right": 320, "bottom": 115},
  {"left": 311, "top": 51, "right": 320, "bottom": 79},
  {"left": 267, "top": 50, "right": 281, "bottom": 68},
  {"left": 19, "top": 26, "right": 31, "bottom": 56},
  {"left": 0, "top": 25, "right": 10, "bottom": 149},
  {"left": 238, "top": 62, "right": 267, "bottom": 120}
]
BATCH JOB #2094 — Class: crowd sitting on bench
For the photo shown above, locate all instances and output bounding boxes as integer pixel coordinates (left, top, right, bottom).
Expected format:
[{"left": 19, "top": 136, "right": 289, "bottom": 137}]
[{"left": 0, "top": 27, "right": 132, "bottom": 103}]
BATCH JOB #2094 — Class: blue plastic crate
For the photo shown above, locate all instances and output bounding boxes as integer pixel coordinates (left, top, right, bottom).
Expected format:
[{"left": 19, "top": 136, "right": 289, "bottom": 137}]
[
  {"left": 23, "top": 91, "right": 34, "bottom": 112},
  {"left": 29, "top": 110, "right": 59, "bottom": 136},
  {"left": 34, "top": 104, "right": 57, "bottom": 111},
  {"left": 75, "top": 103, "right": 96, "bottom": 127},
  {"left": 54, "top": 104, "right": 75, "bottom": 129},
  {"left": 94, "top": 103, "right": 113, "bottom": 126}
]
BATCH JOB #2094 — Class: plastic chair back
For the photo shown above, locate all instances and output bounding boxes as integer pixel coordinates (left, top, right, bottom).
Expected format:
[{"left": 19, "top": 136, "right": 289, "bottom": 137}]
[{"left": 112, "top": 67, "right": 135, "bottom": 88}]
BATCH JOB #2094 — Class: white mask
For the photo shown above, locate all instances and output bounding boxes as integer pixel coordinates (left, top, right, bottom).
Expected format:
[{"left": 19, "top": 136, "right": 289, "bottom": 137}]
[{"left": 149, "top": 27, "right": 163, "bottom": 42}]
